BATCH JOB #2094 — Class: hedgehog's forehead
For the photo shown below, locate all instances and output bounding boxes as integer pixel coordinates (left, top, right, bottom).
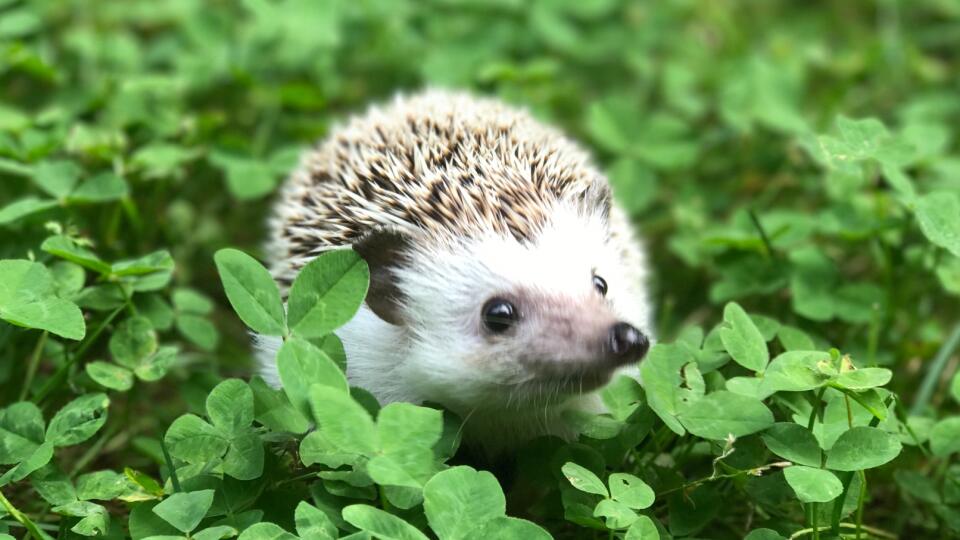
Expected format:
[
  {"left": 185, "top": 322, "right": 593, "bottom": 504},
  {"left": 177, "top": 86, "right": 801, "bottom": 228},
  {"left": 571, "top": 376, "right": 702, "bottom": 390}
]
[{"left": 413, "top": 204, "right": 614, "bottom": 295}]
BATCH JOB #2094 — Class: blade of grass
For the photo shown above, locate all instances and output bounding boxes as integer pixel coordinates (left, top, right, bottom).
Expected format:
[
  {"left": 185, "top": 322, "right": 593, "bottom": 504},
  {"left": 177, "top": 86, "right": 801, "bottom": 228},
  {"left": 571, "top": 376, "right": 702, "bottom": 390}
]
[
  {"left": 910, "top": 322, "right": 960, "bottom": 415},
  {"left": 161, "top": 439, "right": 182, "bottom": 493}
]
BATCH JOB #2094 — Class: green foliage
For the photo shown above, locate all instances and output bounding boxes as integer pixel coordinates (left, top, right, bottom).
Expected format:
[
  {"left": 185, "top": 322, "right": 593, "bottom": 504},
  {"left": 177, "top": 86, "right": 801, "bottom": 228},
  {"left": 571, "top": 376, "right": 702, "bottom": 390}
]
[
  {"left": 1, "top": 0, "right": 959, "bottom": 538},
  {"left": 152, "top": 490, "right": 215, "bottom": 534},
  {"left": 165, "top": 378, "right": 264, "bottom": 481},
  {"left": 0, "top": 259, "right": 85, "bottom": 339},
  {"left": 213, "top": 249, "right": 287, "bottom": 336},
  {"left": 719, "top": 301, "right": 769, "bottom": 373},
  {"left": 783, "top": 466, "right": 843, "bottom": 504},
  {"left": 286, "top": 249, "right": 369, "bottom": 338}
]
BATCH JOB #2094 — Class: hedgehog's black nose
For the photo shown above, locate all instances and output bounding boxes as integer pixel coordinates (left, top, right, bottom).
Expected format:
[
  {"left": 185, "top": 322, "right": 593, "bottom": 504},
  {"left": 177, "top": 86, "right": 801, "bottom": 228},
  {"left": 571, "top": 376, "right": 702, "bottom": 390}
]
[{"left": 608, "top": 322, "right": 649, "bottom": 365}]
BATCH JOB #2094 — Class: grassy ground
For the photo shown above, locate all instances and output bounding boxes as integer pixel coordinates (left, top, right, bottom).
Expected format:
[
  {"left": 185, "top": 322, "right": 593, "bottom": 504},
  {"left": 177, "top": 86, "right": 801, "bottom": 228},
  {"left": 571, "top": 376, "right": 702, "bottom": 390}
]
[{"left": 1, "top": 0, "right": 959, "bottom": 538}]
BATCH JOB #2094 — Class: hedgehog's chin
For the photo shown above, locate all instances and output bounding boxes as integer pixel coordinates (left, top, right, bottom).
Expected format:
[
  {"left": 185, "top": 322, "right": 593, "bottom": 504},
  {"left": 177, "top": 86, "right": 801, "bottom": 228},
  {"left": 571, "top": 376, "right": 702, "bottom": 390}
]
[
  {"left": 521, "top": 360, "right": 620, "bottom": 391},
  {"left": 497, "top": 368, "right": 615, "bottom": 408}
]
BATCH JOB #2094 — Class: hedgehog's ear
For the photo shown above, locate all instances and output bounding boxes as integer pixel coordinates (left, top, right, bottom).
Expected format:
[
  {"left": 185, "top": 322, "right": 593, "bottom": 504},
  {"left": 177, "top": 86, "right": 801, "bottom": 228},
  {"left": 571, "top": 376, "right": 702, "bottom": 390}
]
[
  {"left": 353, "top": 229, "right": 409, "bottom": 326},
  {"left": 577, "top": 181, "right": 613, "bottom": 221}
]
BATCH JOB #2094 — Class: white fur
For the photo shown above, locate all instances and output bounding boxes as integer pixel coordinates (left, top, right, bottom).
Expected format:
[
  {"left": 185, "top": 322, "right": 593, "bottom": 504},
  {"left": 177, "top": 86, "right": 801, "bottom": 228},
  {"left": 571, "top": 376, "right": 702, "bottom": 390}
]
[{"left": 257, "top": 201, "right": 652, "bottom": 448}]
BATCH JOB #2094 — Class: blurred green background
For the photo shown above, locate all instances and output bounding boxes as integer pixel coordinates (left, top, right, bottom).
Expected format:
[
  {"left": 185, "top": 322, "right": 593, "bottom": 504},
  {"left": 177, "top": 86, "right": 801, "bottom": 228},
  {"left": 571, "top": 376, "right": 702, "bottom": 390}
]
[
  {"left": 2, "top": 0, "right": 960, "bottom": 535},
  {"left": 5, "top": 0, "right": 959, "bottom": 354}
]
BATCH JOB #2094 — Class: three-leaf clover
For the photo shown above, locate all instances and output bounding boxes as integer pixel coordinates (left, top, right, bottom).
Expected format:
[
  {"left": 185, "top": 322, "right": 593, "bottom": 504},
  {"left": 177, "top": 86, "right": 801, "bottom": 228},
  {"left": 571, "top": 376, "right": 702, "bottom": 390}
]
[
  {"left": 164, "top": 379, "right": 264, "bottom": 480},
  {"left": 234, "top": 502, "right": 337, "bottom": 540},
  {"left": 562, "top": 463, "right": 655, "bottom": 531},
  {"left": 86, "top": 316, "right": 178, "bottom": 391},
  {"left": 149, "top": 489, "right": 237, "bottom": 540}
]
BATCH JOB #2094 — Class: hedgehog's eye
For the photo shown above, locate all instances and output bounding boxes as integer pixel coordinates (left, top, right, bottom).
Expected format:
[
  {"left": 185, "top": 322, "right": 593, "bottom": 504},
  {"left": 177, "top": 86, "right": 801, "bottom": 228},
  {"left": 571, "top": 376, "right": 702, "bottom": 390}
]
[
  {"left": 593, "top": 275, "right": 608, "bottom": 297},
  {"left": 482, "top": 298, "right": 517, "bottom": 333}
]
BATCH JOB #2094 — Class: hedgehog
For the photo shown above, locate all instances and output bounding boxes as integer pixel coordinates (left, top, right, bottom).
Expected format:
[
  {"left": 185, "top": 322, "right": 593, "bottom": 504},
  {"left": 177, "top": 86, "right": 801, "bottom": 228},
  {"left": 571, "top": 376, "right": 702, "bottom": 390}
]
[{"left": 257, "top": 90, "right": 653, "bottom": 449}]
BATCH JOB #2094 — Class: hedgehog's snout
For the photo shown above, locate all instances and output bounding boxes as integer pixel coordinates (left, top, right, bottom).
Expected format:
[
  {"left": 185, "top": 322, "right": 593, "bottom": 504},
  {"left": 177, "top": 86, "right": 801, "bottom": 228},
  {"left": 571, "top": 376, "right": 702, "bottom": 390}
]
[
  {"left": 605, "top": 322, "right": 649, "bottom": 367},
  {"left": 504, "top": 288, "right": 649, "bottom": 382}
]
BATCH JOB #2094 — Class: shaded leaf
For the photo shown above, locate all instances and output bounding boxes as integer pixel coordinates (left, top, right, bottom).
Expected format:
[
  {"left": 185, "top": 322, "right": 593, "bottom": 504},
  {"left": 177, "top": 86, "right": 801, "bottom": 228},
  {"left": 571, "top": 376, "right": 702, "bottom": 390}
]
[
  {"left": 0, "top": 402, "right": 45, "bottom": 464},
  {"left": 761, "top": 423, "right": 822, "bottom": 467},
  {"left": 783, "top": 466, "right": 842, "bottom": 503},
  {"left": 930, "top": 418, "right": 960, "bottom": 457},
  {"left": 236, "top": 522, "right": 298, "bottom": 540},
  {"left": 461, "top": 517, "right": 552, "bottom": 540},
  {"left": 342, "top": 504, "right": 429, "bottom": 540},
  {"left": 825, "top": 427, "right": 902, "bottom": 471},
  {"left": 46, "top": 394, "right": 109, "bottom": 447},
  {"left": 110, "top": 316, "right": 158, "bottom": 369},
  {"left": 834, "top": 368, "right": 892, "bottom": 390},
  {"left": 677, "top": 391, "right": 773, "bottom": 440},
  {"left": 762, "top": 351, "right": 831, "bottom": 393},
  {"left": 719, "top": 302, "right": 769, "bottom": 372},
  {"left": 85, "top": 361, "right": 134, "bottom": 391},
  {"left": 561, "top": 462, "right": 608, "bottom": 497},
  {"left": 608, "top": 473, "right": 655, "bottom": 510},
  {"left": 32, "top": 160, "right": 81, "bottom": 198},
  {"left": 593, "top": 498, "right": 637, "bottom": 529},
  {"left": 295, "top": 501, "right": 337, "bottom": 540},
  {"left": 152, "top": 490, "right": 215, "bottom": 533},
  {"left": 625, "top": 516, "right": 660, "bottom": 540},
  {"left": 69, "top": 172, "right": 129, "bottom": 203},
  {"left": 0, "top": 197, "right": 58, "bottom": 225},
  {"left": 0, "top": 441, "right": 53, "bottom": 486}
]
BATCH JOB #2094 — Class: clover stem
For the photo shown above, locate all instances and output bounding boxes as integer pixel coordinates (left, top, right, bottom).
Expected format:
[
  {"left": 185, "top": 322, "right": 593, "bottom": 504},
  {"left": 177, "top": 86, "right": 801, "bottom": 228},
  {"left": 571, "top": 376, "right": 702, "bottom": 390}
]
[
  {"left": 379, "top": 485, "right": 393, "bottom": 512},
  {"left": 20, "top": 331, "right": 48, "bottom": 401},
  {"left": 811, "top": 503, "right": 819, "bottom": 540},
  {"left": 747, "top": 208, "right": 775, "bottom": 259},
  {"left": 843, "top": 394, "right": 853, "bottom": 428},
  {"left": 789, "top": 522, "right": 896, "bottom": 539},
  {"left": 70, "top": 422, "right": 120, "bottom": 477},
  {"left": 105, "top": 201, "right": 122, "bottom": 248},
  {"left": 855, "top": 470, "right": 867, "bottom": 539},
  {"left": 121, "top": 196, "right": 143, "bottom": 237},
  {"left": 829, "top": 471, "right": 855, "bottom": 536},
  {"left": 115, "top": 280, "right": 137, "bottom": 317},
  {"left": 35, "top": 305, "right": 124, "bottom": 404},
  {"left": 893, "top": 400, "right": 928, "bottom": 454},
  {"left": 807, "top": 388, "right": 826, "bottom": 431},
  {"left": 0, "top": 490, "right": 51, "bottom": 540}
]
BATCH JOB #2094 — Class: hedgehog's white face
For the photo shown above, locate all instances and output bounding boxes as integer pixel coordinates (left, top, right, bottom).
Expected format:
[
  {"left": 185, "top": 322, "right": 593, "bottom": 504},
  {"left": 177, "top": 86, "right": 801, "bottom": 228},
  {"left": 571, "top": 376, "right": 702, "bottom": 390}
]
[{"left": 346, "top": 204, "right": 651, "bottom": 415}]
